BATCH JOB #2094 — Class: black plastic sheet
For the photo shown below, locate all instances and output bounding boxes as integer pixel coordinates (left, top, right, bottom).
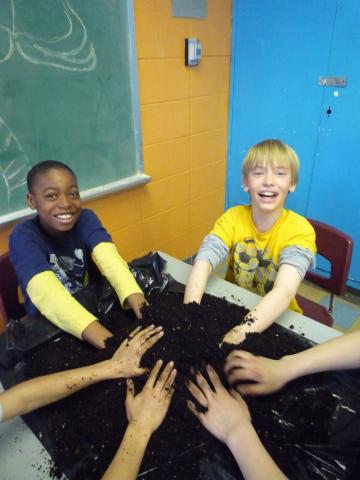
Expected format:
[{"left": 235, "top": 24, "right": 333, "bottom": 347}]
[
  {"left": 246, "top": 371, "right": 360, "bottom": 479},
  {"left": 0, "top": 316, "right": 60, "bottom": 367}
]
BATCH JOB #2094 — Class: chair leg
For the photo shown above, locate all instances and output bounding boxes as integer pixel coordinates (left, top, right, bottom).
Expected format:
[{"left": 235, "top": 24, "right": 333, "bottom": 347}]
[{"left": 328, "top": 293, "right": 335, "bottom": 315}]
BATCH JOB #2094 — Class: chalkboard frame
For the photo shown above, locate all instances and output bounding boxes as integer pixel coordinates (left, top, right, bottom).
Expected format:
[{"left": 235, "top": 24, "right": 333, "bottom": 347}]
[{"left": 0, "top": 0, "right": 149, "bottom": 228}]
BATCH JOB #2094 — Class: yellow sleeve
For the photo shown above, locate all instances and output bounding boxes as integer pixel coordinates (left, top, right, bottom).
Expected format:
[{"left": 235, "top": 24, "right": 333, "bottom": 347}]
[
  {"left": 92, "top": 242, "right": 143, "bottom": 307},
  {"left": 27, "top": 271, "right": 97, "bottom": 339}
]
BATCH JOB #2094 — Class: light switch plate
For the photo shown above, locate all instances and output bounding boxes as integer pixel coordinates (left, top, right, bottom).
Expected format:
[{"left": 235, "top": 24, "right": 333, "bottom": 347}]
[{"left": 185, "top": 38, "right": 202, "bottom": 66}]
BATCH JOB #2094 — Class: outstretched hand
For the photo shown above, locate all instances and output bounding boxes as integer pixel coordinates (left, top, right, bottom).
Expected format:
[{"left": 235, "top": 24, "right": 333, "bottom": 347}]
[
  {"left": 125, "top": 293, "right": 149, "bottom": 319},
  {"left": 225, "top": 350, "right": 289, "bottom": 395},
  {"left": 125, "top": 360, "right": 177, "bottom": 435},
  {"left": 222, "top": 324, "right": 247, "bottom": 345},
  {"left": 109, "top": 325, "right": 164, "bottom": 379},
  {"left": 187, "top": 365, "right": 251, "bottom": 443}
]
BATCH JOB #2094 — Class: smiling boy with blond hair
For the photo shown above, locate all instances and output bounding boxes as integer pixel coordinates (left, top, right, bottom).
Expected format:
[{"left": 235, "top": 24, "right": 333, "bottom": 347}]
[{"left": 184, "top": 139, "right": 316, "bottom": 343}]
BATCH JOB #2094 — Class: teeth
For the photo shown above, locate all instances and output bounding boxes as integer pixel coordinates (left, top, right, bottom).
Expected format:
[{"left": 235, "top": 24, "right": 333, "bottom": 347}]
[
  {"left": 56, "top": 214, "right": 72, "bottom": 219},
  {"left": 260, "top": 192, "right": 275, "bottom": 197}
]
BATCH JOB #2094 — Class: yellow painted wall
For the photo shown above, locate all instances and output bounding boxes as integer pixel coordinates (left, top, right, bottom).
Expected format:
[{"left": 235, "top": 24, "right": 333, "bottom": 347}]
[{"left": 0, "top": 0, "right": 232, "bottom": 331}]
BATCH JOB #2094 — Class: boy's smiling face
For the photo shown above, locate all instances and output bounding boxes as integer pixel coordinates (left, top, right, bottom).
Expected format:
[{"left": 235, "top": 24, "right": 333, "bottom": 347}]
[
  {"left": 243, "top": 163, "right": 296, "bottom": 217},
  {"left": 27, "top": 167, "right": 82, "bottom": 235}
]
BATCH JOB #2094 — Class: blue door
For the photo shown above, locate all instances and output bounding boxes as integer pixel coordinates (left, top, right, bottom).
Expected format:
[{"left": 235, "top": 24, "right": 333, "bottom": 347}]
[
  {"left": 227, "top": 0, "right": 360, "bottom": 288},
  {"left": 306, "top": 1, "right": 360, "bottom": 289}
]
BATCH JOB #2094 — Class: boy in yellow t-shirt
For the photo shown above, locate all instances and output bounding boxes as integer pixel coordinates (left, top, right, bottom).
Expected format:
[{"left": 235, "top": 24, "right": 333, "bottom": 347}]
[{"left": 184, "top": 139, "right": 316, "bottom": 344}]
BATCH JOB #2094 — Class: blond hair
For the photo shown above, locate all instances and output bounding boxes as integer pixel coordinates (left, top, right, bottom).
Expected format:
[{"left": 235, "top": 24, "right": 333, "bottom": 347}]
[{"left": 242, "top": 139, "right": 299, "bottom": 185}]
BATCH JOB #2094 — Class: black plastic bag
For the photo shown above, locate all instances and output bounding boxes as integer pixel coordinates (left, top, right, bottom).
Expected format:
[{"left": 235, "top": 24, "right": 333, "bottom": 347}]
[
  {"left": 129, "top": 251, "right": 185, "bottom": 295},
  {"left": 72, "top": 278, "right": 118, "bottom": 317},
  {"left": 0, "top": 316, "right": 61, "bottom": 367}
]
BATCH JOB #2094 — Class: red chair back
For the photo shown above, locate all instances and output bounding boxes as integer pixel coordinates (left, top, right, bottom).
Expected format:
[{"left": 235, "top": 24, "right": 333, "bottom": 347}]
[
  {"left": 0, "top": 252, "right": 26, "bottom": 323},
  {"left": 306, "top": 219, "right": 353, "bottom": 296}
]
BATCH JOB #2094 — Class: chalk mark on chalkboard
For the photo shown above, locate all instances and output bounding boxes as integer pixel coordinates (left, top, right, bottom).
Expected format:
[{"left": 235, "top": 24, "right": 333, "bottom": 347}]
[
  {"left": 0, "top": 0, "right": 96, "bottom": 71},
  {"left": 0, "top": 117, "right": 31, "bottom": 211}
]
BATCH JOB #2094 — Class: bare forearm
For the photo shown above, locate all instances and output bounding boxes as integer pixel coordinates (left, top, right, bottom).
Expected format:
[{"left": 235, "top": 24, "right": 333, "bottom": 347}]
[
  {"left": 226, "top": 424, "right": 287, "bottom": 480},
  {"left": 184, "top": 260, "right": 212, "bottom": 304},
  {"left": 82, "top": 320, "right": 113, "bottom": 349},
  {"left": 0, "top": 361, "right": 112, "bottom": 421},
  {"left": 244, "top": 286, "right": 293, "bottom": 333},
  {"left": 241, "top": 264, "right": 301, "bottom": 334},
  {"left": 101, "top": 423, "right": 151, "bottom": 480},
  {"left": 281, "top": 331, "right": 360, "bottom": 382}
]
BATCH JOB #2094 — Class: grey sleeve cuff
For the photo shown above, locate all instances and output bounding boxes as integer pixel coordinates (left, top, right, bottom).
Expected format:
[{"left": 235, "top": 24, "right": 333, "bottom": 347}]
[
  {"left": 279, "top": 246, "right": 316, "bottom": 279},
  {"left": 195, "top": 234, "right": 230, "bottom": 270}
]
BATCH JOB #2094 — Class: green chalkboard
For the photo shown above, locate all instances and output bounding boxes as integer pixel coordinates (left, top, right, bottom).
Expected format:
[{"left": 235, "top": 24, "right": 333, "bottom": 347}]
[{"left": 0, "top": 0, "right": 146, "bottom": 224}]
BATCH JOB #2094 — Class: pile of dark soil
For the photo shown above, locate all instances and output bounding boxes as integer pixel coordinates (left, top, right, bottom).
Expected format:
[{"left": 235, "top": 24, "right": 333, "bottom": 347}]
[{"left": 6, "top": 292, "right": 360, "bottom": 479}]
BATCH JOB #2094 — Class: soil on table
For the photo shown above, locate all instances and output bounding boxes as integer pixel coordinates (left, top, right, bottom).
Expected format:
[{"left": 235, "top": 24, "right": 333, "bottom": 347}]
[{"left": 11, "top": 292, "right": 360, "bottom": 480}]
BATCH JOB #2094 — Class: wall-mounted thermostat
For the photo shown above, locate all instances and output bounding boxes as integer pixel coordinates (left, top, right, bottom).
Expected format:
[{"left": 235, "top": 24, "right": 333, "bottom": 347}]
[{"left": 185, "top": 38, "right": 202, "bottom": 66}]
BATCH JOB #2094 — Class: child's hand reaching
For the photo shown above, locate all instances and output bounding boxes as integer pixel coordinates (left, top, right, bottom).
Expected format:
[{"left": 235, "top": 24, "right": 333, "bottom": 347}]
[
  {"left": 125, "top": 360, "right": 177, "bottom": 435},
  {"left": 187, "top": 365, "right": 251, "bottom": 443},
  {"left": 225, "top": 350, "right": 290, "bottom": 395},
  {"left": 108, "top": 325, "right": 164, "bottom": 378},
  {"left": 222, "top": 324, "right": 247, "bottom": 345},
  {"left": 125, "top": 292, "right": 149, "bottom": 319},
  {"left": 100, "top": 360, "right": 176, "bottom": 479},
  {"left": 187, "top": 366, "right": 288, "bottom": 480}
]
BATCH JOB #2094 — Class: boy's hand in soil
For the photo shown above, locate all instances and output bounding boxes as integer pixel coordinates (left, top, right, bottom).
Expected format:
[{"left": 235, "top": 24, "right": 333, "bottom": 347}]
[
  {"left": 222, "top": 311, "right": 261, "bottom": 345},
  {"left": 125, "top": 292, "right": 149, "bottom": 319},
  {"left": 187, "top": 365, "right": 251, "bottom": 443},
  {"left": 108, "top": 325, "right": 164, "bottom": 378},
  {"left": 187, "top": 365, "right": 288, "bottom": 480},
  {"left": 101, "top": 360, "right": 176, "bottom": 480},
  {"left": 225, "top": 350, "right": 288, "bottom": 395},
  {"left": 222, "top": 324, "right": 247, "bottom": 345},
  {"left": 125, "top": 360, "right": 177, "bottom": 435}
]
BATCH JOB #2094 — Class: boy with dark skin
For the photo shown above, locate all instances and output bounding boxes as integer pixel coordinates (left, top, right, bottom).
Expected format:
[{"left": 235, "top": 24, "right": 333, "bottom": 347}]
[{"left": 10, "top": 161, "right": 146, "bottom": 348}]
